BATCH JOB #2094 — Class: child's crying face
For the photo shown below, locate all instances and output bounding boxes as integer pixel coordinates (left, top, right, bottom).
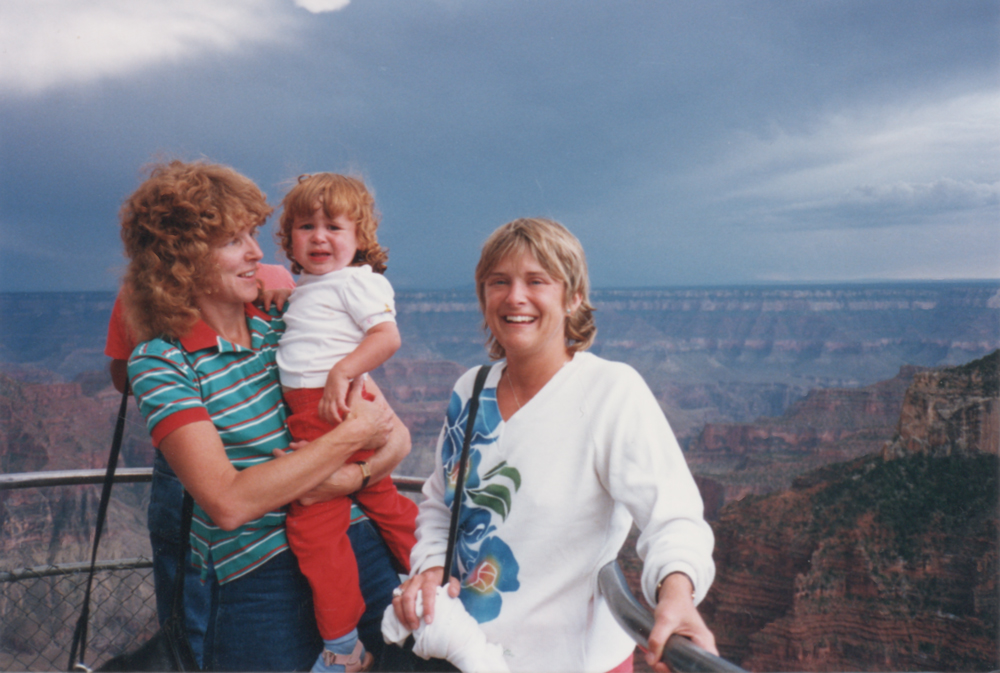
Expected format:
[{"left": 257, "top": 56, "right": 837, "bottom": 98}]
[{"left": 290, "top": 205, "right": 359, "bottom": 276}]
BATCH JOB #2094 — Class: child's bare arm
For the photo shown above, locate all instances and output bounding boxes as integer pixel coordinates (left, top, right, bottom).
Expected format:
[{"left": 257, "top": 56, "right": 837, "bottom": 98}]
[{"left": 318, "top": 322, "right": 401, "bottom": 424}]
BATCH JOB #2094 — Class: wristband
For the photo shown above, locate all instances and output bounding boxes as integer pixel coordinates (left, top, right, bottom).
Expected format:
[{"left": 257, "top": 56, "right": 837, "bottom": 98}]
[{"left": 357, "top": 461, "right": 371, "bottom": 490}]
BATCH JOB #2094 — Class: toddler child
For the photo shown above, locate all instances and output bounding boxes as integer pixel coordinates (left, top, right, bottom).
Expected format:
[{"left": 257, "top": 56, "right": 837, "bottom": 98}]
[{"left": 276, "top": 173, "right": 418, "bottom": 673}]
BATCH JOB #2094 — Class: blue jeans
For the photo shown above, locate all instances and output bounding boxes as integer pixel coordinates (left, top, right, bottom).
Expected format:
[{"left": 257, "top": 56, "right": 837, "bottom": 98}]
[
  {"left": 201, "top": 549, "right": 322, "bottom": 671},
  {"left": 148, "top": 452, "right": 211, "bottom": 666}
]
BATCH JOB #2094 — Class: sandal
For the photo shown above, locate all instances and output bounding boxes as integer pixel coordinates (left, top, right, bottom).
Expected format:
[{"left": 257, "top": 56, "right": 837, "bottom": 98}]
[{"left": 321, "top": 640, "right": 373, "bottom": 673}]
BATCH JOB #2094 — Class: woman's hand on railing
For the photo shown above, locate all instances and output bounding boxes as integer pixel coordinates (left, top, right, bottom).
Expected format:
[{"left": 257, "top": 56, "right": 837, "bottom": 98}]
[
  {"left": 646, "top": 573, "right": 718, "bottom": 672},
  {"left": 392, "top": 566, "right": 461, "bottom": 631}
]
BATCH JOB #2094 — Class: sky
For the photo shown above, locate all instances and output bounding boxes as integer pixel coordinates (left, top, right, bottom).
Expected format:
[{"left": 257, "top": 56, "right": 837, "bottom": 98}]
[{"left": 1, "top": 0, "right": 998, "bottom": 292}]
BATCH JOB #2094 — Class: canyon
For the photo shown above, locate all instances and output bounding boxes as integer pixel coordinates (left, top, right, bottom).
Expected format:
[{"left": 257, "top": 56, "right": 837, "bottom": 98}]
[
  {"left": 1, "top": 283, "right": 998, "bottom": 670},
  {"left": 698, "top": 351, "right": 999, "bottom": 671},
  {"left": 686, "top": 365, "right": 924, "bottom": 509}
]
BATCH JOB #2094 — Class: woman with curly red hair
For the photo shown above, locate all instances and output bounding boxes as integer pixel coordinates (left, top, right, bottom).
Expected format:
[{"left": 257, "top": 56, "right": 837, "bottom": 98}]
[{"left": 121, "top": 160, "right": 409, "bottom": 672}]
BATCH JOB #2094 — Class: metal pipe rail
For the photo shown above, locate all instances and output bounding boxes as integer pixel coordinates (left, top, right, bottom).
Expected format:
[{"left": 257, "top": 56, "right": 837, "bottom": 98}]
[
  {"left": 0, "top": 467, "right": 154, "bottom": 489},
  {"left": 0, "top": 558, "right": 153, "bottom": 583},
  {"left": 0, "top": 468, "right": 427, "bottom": 493},
  {"left": 599, "top": 561, "right": 747, "bottom": 673}
]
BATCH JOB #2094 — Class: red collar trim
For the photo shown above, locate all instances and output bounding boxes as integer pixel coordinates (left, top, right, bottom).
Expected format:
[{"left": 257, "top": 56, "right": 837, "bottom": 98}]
[
  {"left": 245, "top": 302, "right": 270, "bottom": 321},
  {"left": 178, "top": 304, "right": 268, "bottom": 352}
]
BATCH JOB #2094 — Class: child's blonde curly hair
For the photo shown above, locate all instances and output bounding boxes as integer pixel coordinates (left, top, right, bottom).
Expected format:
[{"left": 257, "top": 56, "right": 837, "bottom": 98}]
[{"left": 277, "top": 173, "right": 388, "bottom": 275}]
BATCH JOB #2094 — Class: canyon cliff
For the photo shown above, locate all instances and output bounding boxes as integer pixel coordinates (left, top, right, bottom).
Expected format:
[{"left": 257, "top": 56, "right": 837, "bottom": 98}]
[
  {"left": 2, "top": 287, "right": 998, "bottom": 671},
  {"left": 699, "top": 351, "right": 999, "bottom": 671},
  {"left": 0, "top": 373, "right": 152, "bottom": 569},
  {"left": 686, "top": 366, "right": 922, "bottom": 505}
]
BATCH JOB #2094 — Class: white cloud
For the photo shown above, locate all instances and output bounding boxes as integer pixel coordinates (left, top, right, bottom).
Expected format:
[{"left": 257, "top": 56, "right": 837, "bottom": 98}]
[
  {"left": 293, "top": 0, "right": 350, "bottom": 13},
  {"left": 714, "top": 90, "right": 1000, "bottom": 213},
  {"left": 844, "top": 178, "right": 1000, "bottom": 212},
  {"left": 0, "top": 0, "right": 296, "bottom": 95}
]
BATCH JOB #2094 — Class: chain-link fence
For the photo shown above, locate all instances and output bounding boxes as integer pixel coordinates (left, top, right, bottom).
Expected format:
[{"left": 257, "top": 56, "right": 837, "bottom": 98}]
[
  {"left": 0, "top": 470, "right": 427, "bottom": 673},
  {"left": 1, "top": 470, "right": 158, "bottom": 672},
  {"left": 1, "top": 558, "right": 156, "bottom": 672}
]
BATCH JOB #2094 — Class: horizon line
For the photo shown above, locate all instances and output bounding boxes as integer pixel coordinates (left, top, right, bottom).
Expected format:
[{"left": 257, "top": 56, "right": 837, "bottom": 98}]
[{"left": 2, "top": 277, "right": 999, "bottom": 296}]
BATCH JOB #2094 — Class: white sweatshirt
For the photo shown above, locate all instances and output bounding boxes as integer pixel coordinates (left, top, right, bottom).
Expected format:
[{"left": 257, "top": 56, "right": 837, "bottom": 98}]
[
  {"left": 276, "top": 265, "right": 395, "bottom": 388},
  {"left": 410, "top": 352, "right": 715, "bottom": 673}
]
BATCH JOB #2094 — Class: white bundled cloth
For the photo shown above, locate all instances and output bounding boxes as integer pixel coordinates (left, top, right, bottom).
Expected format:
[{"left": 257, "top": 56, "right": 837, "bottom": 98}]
[{"left": 382, "top": 586, "right": 509, "bottom": 673}]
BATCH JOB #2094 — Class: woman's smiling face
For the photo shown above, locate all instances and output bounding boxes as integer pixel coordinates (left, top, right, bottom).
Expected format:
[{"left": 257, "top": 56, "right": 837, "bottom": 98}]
[
  {"left": 482, "top": 250, "right": 579, "bottom": 363},
  {"left": 204, "top": 224, "right": 263, "bottom": 306}
]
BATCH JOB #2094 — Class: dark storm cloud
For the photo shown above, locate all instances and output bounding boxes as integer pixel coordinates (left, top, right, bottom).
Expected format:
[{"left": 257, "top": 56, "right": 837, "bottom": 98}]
[{"left": 1, "top": 0, "right": 997, "bottom": 291}]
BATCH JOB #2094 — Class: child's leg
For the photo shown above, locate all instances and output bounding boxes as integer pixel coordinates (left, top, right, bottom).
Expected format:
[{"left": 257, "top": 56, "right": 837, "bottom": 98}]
[
  {"left": 316, "top": 630, "right": 372, "bottom": 673},
  {"left": 286, "top": 499, "right": 365, "bottom": 638},
  {"left": 284, "top": 387, "right": 341, "bottom": 445},
  {"left": 351, "top": 477, "right": 419, "bottom": 574},
  {"left": 287, "top": 501, "right": 372, "bottom": 672},
  {"left": 286, "top": 506, "right": 373, "bottom": 673},
  {"left": 283, "top": 387, "right": 371, "bottom": 671}
]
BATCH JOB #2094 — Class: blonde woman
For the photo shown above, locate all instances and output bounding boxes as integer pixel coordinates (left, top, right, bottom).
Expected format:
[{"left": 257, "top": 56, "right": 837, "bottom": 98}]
[{"left": 393, "top": 218, "right": 717, "bottom": 673}]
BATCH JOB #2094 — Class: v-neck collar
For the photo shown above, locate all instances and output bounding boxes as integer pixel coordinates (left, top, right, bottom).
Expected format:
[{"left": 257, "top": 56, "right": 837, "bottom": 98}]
[{"left": 493, "top": 353, "right": 578, "bottom": 423}]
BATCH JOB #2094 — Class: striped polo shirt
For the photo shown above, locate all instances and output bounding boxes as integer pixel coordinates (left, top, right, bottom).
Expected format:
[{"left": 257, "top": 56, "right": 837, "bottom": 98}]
[{"left": 128, "top": 304, "right": 292, "bottom": 583}]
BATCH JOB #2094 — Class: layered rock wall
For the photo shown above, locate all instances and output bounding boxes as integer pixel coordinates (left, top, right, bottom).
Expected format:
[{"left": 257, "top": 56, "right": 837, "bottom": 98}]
[
  {"left": 0, "top": 374, "right": 150, "bottom": 569},
  {"left": 685, "top": 366, "right": 921, "bottom": 504},
  {"left": 700, "top": 352, "right": 999, "bottom": 671},
  {"left": 883, "top": 351, "right": 998, "bottom": 459}
]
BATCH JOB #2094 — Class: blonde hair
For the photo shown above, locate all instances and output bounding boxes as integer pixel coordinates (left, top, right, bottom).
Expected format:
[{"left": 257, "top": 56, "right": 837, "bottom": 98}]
[
  {"left": 474, "top": 217, "right": 596, "bottom": 360},
  {"left": 277, "top": 173, "right": 387, "bottom": 274},
  {"left": 120, "top": 160, "right": 272, "bottom": 342}
]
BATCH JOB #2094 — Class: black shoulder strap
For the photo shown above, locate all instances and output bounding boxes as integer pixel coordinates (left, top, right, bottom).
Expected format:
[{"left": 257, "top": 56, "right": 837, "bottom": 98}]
[
  {"left": 68, "top": 382, "right": 193, "bottom": 671},
  {"left": 441, "top": 364, "right": 492, "bottom": 587},
  {"left": 68, "top": 382, "right": 131, "bottom": 670},
  {"left": 171, "top": 493, "right": 194, "bottom": 619}
]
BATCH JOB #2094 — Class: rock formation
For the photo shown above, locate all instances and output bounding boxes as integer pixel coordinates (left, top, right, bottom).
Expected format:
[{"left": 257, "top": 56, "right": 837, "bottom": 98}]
[
  {"left": 372, "top": 359, "right": 467, "bottom": 477},
  {"left": 685, "top": 366, "right": 922, "bottom": 505},
  {"left": 0, "top": 372, "right": 151, "bottom": 569},
  {"left": 699, "top": 351, "right": 999, "bottom": 671},
  {"left": 882, "top": 353, "right": 998, "bottom": 460}
]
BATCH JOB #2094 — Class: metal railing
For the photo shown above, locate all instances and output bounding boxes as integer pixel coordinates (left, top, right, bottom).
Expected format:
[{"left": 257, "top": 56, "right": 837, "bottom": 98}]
[
  {"left": 0, "top": 469, "right": 425, "bottom": 672},
  {"left": 0, "top": 468, "right": 426, "bottom": 493},
  {"left": 2, "top": 469, "right": 156, "bottom": 672},
  {"left": 1, "top": 470, "right": 742, "bottom": 672}
]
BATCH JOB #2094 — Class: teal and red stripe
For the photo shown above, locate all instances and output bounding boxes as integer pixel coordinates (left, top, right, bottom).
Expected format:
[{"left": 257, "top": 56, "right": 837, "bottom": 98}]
[{"left": 129, "top": 304, "right": 293, "bottom": 584}]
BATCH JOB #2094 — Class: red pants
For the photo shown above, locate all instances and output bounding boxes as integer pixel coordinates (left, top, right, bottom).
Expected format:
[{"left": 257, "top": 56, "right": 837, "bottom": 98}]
[{"left": 283, "top": 387, "right": 418, "bottom": 640}]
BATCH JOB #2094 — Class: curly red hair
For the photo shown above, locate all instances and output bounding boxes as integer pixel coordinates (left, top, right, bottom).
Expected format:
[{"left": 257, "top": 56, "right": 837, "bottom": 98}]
[
  {"left": 276, "top": 173, "right": 388, "bottom": 275},
  {"left": 120, "top": 160, "right": 273, "bottom": 342}
]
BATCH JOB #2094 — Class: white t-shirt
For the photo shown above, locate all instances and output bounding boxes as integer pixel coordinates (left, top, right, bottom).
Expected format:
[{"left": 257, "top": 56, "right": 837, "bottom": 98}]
[
  {"left": 410, "top": 352, "right": 716, "bottom": 672},
  {"left": 276, "top": 265, "right": 396, "bottom": 388}
]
